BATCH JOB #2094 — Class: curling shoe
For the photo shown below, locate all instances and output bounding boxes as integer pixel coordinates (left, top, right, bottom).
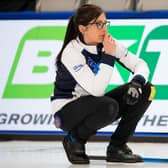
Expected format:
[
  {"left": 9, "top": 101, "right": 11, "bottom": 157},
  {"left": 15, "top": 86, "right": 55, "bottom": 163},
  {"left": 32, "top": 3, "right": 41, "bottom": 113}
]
[
  {"left": 106, "top": 144, "right": 143, "bottom": 163},
  {"left": 63, "top": 135, "right": 89, "bottom": 164}
]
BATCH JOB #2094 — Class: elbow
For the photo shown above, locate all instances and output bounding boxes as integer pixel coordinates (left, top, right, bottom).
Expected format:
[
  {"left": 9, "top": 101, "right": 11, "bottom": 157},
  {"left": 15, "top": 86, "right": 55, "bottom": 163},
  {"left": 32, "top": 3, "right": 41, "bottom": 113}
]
[{"left": 139, "top": 60, "right": 150, "bottom": 81}]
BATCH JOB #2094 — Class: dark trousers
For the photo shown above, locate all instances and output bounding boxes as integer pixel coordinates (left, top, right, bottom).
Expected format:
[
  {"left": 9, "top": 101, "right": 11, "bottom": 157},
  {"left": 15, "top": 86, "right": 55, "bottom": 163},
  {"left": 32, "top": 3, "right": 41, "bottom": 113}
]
[{"left": 55, "top": 82, "right": 153, "bottom": 145}]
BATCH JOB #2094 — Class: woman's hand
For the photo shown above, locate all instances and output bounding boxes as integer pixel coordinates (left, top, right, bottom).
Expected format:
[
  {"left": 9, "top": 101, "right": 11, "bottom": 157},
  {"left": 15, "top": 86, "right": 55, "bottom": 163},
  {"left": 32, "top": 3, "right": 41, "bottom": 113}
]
[{"left": 103, "top": 33, "right": 116, "bottom": 56}]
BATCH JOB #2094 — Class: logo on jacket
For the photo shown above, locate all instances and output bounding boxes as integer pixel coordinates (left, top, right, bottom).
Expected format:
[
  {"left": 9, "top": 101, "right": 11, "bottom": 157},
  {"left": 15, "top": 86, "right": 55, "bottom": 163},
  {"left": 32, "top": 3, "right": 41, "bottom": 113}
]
[
  {"left": 73, "top": 64, "right": 84, "bottom": 72},
  {"left": 87, "top": 57, "right": 100, "bottom": 74}
]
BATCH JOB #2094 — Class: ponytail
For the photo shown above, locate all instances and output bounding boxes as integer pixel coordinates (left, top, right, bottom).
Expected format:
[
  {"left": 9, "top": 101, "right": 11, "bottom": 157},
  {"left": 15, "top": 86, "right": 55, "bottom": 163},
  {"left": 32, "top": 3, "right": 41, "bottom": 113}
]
[
  {"left": 56, "top": 4, "right": 104, "bottom": 64},
  {"left": 56, "top": 15, "right": 79, "bottom": 63}
]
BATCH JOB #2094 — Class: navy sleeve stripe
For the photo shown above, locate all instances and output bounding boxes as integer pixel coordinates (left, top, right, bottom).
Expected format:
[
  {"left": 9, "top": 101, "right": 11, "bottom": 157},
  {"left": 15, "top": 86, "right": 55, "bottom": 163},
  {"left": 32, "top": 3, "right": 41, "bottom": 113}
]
[{"left": 101, "top": 53, "right": 115, "bottom": 67}]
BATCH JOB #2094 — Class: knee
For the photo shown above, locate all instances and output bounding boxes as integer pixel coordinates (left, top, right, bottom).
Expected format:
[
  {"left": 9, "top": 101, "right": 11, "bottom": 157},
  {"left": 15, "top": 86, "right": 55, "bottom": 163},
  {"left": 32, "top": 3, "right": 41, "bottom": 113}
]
[
  {"left": 143, "top": 82, "right": 156, "bottom": 101},
  {"left": 104, "top": 99, "right": 119, "bottom": 122}
]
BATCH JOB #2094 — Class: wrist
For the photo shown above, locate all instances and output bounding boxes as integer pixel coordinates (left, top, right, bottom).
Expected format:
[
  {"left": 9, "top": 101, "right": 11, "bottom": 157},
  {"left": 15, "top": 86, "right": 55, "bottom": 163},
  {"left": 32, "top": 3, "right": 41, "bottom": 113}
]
[{"left": 132, "top": 75, "right": 146, "bottom": 86}]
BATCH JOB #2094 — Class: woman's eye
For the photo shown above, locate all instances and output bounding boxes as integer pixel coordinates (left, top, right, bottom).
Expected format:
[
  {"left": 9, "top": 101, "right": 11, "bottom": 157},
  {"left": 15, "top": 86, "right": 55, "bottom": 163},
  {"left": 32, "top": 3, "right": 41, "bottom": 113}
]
[{"left": 97, "top": 22, "right": 103, "bottom": 28}]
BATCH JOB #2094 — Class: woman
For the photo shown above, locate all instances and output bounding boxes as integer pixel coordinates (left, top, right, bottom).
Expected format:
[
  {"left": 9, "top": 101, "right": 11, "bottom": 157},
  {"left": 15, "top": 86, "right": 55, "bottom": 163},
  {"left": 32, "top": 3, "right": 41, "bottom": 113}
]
[{"left": 51, "top": 4, "right": 155, "bottom": 164}]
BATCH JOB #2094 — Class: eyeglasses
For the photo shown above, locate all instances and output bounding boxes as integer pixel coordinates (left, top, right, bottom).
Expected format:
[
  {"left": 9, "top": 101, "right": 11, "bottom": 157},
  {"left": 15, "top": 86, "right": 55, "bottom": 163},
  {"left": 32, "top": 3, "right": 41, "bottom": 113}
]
[{"left": 88, "top": 21, "right": 110, "bottom": 30}]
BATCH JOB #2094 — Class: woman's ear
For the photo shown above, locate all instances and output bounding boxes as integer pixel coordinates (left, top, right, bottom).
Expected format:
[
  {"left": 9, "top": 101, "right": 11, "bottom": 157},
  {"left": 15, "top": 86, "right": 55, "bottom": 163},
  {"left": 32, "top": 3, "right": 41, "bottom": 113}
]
[{"left": 78, "top": 25, "right": 87, "bottom": 34}]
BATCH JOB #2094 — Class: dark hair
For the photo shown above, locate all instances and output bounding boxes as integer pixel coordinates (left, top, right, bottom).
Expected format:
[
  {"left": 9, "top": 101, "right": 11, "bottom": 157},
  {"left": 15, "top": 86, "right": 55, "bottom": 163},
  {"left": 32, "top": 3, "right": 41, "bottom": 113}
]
[{"left": 56, "top": 4, "right": 104, "bottom": 63}]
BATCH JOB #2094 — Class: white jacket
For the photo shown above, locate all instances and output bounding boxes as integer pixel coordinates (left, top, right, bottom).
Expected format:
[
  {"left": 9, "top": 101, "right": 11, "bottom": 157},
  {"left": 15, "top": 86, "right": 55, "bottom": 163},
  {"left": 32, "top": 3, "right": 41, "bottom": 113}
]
[{"left": 51, "top": 37, "right": 149, "bottom": 113}]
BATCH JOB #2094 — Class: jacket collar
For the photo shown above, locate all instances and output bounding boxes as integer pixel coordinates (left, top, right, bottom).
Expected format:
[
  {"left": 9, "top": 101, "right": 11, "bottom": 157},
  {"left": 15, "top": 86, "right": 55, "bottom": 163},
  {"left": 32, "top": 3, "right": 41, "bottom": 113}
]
[{"left": 76, "top": 36, "right": 98, "bottom": 54}]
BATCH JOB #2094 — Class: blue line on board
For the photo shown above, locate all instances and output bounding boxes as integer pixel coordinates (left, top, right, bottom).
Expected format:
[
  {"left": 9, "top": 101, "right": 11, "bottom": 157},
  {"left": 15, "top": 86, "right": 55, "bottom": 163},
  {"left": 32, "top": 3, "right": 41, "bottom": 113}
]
[
  {"left": 89, "top": 156, "right": 168, "bottom": 163},
  {"left": 0, "top": 130, "right": 168, "bottom": 137},
  {"left": 0, "top": 11, "right": 168, "bottom": 20},
  {"left": 143, "top": 157, "right": 168, "bottom": 163}
]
